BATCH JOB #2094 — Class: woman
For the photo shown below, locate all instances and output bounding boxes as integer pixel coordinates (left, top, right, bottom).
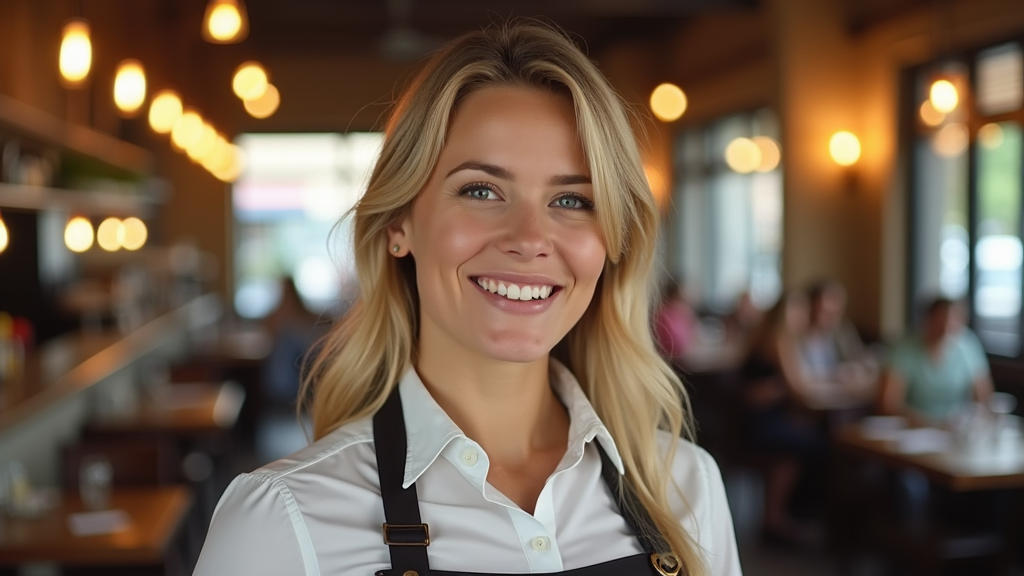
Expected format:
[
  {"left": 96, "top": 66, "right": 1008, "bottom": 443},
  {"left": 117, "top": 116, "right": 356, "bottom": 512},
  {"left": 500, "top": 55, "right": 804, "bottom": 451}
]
[
  {"left": 740, "top": 291, "right": 823, "bottom": 544},
  {"left": 194, "top": 22, "right": 740, "bottom": 576}
]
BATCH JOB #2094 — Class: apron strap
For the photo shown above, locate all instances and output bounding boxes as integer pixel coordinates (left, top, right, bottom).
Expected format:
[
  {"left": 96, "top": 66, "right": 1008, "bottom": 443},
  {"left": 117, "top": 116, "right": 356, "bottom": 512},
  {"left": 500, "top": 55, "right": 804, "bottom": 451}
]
[
  {"left": 374, "top": 387, "right": 432, "bottom": 575},
  {"left": 596, "top": 443, "right": 680, "bottom": 574}
]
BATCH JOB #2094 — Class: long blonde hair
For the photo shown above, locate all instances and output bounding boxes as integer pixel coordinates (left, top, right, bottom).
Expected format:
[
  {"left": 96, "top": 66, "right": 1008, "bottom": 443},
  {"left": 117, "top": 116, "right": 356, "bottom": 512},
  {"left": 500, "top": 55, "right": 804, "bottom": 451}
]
[{"left": 301, "top": 21, "right": 703, "bottom": 575}]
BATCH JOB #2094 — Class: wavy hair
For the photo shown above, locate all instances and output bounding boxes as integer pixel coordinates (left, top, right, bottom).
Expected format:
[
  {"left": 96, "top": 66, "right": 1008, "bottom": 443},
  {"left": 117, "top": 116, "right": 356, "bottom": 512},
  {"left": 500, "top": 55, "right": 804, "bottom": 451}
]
[{"left": 300, "top": 21, "right": 703, "bottom": 575}]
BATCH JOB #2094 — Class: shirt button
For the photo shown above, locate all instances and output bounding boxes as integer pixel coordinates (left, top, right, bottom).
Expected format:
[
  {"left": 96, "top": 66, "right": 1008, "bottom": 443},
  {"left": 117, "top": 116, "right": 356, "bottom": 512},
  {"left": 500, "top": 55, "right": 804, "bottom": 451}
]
[
  {"left": 531, "top": 536, "right": 550, "bottom": 551},
  {"left": 460, "top": 448, "right": 479, "bottom": 466}
]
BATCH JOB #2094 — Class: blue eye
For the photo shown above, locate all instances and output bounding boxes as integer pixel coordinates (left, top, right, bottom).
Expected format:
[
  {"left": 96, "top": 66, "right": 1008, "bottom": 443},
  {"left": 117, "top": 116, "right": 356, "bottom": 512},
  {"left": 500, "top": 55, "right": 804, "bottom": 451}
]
[
  {"left": 552, "top": 194, "right": 594, "bottom": 211},
  {"left": 459, "top": 183, "right": 499, "bottom": 201}
]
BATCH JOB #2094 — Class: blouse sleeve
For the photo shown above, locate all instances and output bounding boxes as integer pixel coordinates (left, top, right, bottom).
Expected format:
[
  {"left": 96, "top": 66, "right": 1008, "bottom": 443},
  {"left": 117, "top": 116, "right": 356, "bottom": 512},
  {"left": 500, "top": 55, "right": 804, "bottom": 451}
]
[
  {"left": 692, "top": 446, "right": 743, "bottom": 576},
  {"left": 193, "top": 473, "right": 318, "bottom": 576}
]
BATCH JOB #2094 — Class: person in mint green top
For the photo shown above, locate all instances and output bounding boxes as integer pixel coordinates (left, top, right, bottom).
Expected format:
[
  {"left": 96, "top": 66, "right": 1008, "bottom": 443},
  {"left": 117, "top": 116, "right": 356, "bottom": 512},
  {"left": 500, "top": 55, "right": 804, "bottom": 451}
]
[{"left": 879, "top": 298, "right": 993, "bottom": 425}]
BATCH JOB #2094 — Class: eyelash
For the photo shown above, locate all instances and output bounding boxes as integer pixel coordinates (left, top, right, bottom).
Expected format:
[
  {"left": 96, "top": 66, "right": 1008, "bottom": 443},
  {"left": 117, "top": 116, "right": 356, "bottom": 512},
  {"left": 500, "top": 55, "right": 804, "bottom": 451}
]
[{"left": 456, "top": 183, "right": 595, "bottom": 211}]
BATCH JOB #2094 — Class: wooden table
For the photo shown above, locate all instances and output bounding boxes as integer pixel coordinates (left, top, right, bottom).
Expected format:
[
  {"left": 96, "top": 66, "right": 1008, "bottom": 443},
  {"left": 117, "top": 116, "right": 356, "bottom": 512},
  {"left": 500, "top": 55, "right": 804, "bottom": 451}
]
[
  {"left": 836, "top": 425, "right": 1024, "bottom": 492},
  {"left": 0, "top": 486, "right": 191, "bottom": 567},
  {"left": 88, "top": 380, "right": 246, "bottom": 435}
]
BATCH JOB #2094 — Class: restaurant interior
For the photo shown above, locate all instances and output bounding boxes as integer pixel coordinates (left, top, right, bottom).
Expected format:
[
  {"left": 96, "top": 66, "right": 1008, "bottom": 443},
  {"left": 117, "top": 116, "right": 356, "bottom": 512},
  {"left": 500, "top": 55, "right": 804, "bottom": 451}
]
[{"left": 2, "top": 0, "right": 1024, "bottom": 574}]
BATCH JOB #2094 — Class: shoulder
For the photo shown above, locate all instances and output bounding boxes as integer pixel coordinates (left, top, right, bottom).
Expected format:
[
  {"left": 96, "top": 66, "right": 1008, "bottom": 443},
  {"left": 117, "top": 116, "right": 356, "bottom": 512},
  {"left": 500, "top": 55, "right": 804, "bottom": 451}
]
[{"left": 657, "top": 432, "right": 742, "bottom": 575}]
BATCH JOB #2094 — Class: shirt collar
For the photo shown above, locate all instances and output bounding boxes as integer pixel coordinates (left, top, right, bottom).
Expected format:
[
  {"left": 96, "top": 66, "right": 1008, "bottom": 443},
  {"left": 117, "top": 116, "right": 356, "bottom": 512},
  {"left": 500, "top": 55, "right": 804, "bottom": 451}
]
[{"left": 396, "top": 359, "right": 625, "bottom": 489}]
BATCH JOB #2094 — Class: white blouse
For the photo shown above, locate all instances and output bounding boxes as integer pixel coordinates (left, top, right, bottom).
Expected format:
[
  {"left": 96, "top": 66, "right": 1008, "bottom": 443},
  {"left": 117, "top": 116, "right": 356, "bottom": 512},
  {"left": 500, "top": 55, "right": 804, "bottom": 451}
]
[{"left": 193, "top": 361, "right": 742, "bottom": 575}]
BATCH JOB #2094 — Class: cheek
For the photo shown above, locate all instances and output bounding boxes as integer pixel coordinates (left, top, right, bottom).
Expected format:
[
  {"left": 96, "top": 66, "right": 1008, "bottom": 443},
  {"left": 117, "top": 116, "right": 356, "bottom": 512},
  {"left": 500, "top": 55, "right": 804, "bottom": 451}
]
[{"left": 563, "top": 230, "right": 606, "bottom": 287}]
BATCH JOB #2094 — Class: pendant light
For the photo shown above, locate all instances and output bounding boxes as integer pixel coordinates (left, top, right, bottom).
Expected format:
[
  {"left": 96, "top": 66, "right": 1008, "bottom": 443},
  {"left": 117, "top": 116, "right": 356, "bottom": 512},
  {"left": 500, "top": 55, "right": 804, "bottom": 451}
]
[
  {"left": 59, "top": 18, "right": 92, "bottom": 87},
  {"left": 113, "top": 60, "right": 147, "bottom": 116},
  {"left": 203, "top": 0, "right": 249, "bottom": 44}
]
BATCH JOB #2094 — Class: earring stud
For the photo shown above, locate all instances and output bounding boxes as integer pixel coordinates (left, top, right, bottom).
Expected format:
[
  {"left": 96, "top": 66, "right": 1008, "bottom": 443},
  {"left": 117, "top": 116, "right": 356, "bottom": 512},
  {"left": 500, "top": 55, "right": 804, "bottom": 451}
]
[{"left": 392, "top": 244, "right": 401, "bottom": 253}]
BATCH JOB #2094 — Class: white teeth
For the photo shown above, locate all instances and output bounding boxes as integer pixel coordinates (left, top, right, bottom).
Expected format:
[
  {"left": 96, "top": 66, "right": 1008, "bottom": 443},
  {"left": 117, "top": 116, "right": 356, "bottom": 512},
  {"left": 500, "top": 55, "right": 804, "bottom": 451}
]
[{"left": 474, "top": 277, "right": 555, "bottom": 302}]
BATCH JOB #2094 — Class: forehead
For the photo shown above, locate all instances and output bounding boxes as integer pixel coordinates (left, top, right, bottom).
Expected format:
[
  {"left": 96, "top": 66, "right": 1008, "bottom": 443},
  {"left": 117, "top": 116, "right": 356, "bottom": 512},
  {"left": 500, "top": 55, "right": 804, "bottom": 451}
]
[{"left": 440, "top": 85, "right": 588, "bottom": 174}]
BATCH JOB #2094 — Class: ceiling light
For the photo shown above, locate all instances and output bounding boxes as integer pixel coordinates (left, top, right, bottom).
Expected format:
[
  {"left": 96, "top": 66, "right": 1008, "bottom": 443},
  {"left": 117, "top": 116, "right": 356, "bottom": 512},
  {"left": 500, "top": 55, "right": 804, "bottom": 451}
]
[{"left": 203, "top": 0, "right": 249, "bottom": 44}]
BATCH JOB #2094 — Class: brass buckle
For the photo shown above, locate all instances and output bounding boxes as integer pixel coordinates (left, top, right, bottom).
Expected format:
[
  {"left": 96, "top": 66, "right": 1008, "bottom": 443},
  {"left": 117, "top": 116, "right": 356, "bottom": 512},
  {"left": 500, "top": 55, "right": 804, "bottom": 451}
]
[
  {"left": 382, "top": 523, "right": 431, "bottom": 546},
  {"left": 650, "top": 553, "right": 681, "bottom": 576}
]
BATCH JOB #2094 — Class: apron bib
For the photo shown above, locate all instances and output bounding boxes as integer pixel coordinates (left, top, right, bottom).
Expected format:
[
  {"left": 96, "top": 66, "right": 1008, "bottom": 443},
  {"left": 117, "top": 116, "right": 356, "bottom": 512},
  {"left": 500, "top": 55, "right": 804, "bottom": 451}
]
[{"left": 371, "top": 388, "right": 683, "bottom": 576}]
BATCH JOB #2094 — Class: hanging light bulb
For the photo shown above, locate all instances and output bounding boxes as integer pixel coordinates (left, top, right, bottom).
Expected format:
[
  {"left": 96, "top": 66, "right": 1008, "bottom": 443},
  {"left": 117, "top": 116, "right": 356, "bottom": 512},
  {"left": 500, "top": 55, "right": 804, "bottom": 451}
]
[
  {"left": 203, "top": 0, "right": 249, "bottom": 44},
  {"left": 113, "top": 60, "right": 147, "bottom": 116},
  {"left": 0, "top": 210, "right": 8, "bottom": 254},
  {"left": 232, "top": 62, "right": 268, "bottom": 100},
  {"left": 97, "top": 217, "right": 123, "bottom": 252},
  {"left": 64, "top": 216, "right": 94, "bottom": 253},
  {"left": 171, "top": 109, "right": 205, "bottom": 150},
  {"left": 149, "top": 90, "right": 183, "bottom": 134},
  {"left": 725, "top": 138, "right": 762, "bottom": 174},
  {"left": 120, "top": 217, "right": 148, "bottom": 251},
  {"left": 243, "top": 83, "right": 280, "bottom": 118},
  {"left": 59, "top": 19, "right": 92, "bottom": 86},
  {"left": 186, "top": 123, "right": 219, "bottom": 162}
]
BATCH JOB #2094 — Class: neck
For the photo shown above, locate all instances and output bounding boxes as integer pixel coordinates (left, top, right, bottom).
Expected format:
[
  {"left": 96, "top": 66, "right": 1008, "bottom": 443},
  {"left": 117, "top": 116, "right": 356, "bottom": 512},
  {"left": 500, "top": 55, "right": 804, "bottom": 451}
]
[{"left": 414, "top": 348, "right": 568, "bottom": 465}]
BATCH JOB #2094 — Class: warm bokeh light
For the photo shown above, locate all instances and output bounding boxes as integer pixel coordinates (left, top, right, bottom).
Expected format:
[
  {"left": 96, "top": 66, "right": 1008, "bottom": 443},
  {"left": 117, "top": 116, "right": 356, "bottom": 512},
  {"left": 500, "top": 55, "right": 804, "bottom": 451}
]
[
  {"left": 211, "top": 145, "right": 245, "bottom": 182},
  {"left": 113, "top": 60, "right": 147, "bottom": 115},
  {"left": 725, "top": 137, "right": 762, "bottom": 174},
  {"left": 149, "top": 90, "right": 183, "bottom": 134},
  {"left": 232, "top": 62, "right": 268, "bottom": 100},
  {"left": 932, "top": 123, "right": 969, "bottom": 157},
  {"left": 978, "top": 123, "right": 1004, "bottom": 149},
  {"left": 829, "top": 131, "right": 861, "bottom": 166},
  {"left": 97, "top": 217, "right": 123, "bottom": 252},
  {"left": 171, "top": 110, "right": 204, "bottom": 150},
  {"left": 59, "top": 19, "right": 92, "bottom": 85},
  {"left": 187, "top": 123, "right": 219, "bottom": 162},
  {"left": 243, "top": 83, "right": 280, "bottom": 118},
  {"left": 752, "top": 136, "right": 781, "bottom": 172},
  {"left": 203, "top": 0, "right": 248, "bottom": 44},
  {"left": 120, "top": 217, "right": 148, "bottom": 251},
  {"left": 649, "top": 83, "right": 687, "bottom": 122},
  {"left": 930, "top": 79, "right": 959, "bottom": 114},
  {"left": 919, "top": 100, "right": 946, "bottom": 127},
  {"left": 0, "top": 212, "right": 8, "bottom": 254},
  {"left": 64, "top": 216, "right": 94, "bottom": 253},
  {"left": 643, "top": 164, "right": 668, "bottom": 207}
]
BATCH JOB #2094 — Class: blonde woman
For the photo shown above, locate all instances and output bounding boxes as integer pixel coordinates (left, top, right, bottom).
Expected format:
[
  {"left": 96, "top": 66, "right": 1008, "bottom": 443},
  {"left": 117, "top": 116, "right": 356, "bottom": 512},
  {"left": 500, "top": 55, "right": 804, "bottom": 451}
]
[{"left": 194, "top": 22, "right": 740, "bottom": 576}]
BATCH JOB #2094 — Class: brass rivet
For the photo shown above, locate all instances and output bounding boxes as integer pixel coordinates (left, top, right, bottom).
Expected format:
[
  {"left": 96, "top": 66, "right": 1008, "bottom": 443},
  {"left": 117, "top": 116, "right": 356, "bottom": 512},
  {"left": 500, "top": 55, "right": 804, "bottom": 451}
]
[{"left": 403, "top": 571, "right": 418, "bottom": 576}]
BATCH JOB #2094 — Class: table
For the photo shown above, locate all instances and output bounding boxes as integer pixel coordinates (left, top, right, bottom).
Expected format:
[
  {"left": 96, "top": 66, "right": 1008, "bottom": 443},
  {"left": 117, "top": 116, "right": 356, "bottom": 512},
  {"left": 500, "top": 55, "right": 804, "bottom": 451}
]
[
  {"left": 0, "top": 486, "right": 191, "bottom": 567},
  {"left": 836, "top": 425, "right": 1024, "bottom": 492}
]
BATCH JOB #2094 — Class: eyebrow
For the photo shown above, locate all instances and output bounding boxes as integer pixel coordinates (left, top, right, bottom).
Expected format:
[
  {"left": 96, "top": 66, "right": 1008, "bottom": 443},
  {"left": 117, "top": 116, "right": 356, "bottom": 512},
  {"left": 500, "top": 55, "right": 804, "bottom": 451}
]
[{"left": 446, "top": 160, "right": 591, "bottom": 186}]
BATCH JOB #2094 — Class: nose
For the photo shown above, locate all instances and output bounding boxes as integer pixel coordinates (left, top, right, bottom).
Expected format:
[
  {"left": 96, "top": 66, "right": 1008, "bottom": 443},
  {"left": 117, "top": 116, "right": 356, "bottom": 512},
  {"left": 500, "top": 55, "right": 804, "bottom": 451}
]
[{"left": 495, "top": 202, "right": 553, "bottom": 260}]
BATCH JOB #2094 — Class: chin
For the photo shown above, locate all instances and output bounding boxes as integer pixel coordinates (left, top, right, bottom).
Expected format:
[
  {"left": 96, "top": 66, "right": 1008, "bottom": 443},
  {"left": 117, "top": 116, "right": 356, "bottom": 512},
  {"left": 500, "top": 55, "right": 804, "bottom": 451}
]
[{"left": 475, "top": 333, "right": 555, "bottom": 364}]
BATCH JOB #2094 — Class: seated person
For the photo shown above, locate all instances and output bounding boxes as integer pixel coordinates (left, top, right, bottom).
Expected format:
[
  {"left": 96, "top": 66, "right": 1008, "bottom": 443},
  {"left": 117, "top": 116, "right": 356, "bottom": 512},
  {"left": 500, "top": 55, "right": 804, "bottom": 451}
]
[
  {"left": 741, "top": 291, "right": 824, "bottom": 543},
  {"left": 801, "top": 280, "right": 877, "bottom": 391},
  {"left": 878, "top": 297, "right": 992, "bottom": 426},
  {"left": 652, "top": 277, "right": 696, "bottom": 364}
]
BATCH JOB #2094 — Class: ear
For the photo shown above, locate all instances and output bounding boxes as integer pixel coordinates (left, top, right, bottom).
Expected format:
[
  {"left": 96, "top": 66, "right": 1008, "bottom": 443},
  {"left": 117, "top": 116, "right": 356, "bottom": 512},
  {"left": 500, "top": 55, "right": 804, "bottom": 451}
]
[{"left": 386, "top": 213, "right": 413, "bottom": 257}]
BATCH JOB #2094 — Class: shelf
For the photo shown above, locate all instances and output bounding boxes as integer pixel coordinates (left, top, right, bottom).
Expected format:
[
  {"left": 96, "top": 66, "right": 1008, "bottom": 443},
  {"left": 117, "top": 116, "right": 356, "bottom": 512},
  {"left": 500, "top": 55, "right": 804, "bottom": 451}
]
[
  {"left": 0, "top": 93, "right": 153, "bottom": 176},
  {"left": 0, "top": 183, "right": 161, "bottom": 218}
]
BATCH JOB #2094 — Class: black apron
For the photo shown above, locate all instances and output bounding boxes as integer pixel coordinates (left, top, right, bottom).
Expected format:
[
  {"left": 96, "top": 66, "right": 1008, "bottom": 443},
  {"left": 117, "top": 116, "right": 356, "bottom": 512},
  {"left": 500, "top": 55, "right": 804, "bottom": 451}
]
[{"left": 371, "top": 388, "right": 683, "bottom": 576}]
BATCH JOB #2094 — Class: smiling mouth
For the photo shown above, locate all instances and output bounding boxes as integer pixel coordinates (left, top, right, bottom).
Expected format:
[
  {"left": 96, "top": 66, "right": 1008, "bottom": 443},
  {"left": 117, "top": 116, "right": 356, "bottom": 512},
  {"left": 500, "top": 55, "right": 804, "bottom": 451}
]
[{"left": 472, "top": 276, "right": 561, "bottom": 302}]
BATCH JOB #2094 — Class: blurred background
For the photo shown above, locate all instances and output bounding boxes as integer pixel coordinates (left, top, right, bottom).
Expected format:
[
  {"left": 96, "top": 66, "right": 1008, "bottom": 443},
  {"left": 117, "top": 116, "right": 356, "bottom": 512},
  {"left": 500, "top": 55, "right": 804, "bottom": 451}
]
[{"left": 1, "top": 0, "right": 1024, "bottom": 574}]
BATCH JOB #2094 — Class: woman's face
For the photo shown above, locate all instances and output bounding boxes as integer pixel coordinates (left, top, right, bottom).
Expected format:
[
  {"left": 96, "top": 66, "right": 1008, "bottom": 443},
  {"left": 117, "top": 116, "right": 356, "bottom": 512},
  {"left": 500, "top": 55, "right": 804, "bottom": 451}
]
[{"left": 390, "top": 86, "right": 606, "bottom": 365}]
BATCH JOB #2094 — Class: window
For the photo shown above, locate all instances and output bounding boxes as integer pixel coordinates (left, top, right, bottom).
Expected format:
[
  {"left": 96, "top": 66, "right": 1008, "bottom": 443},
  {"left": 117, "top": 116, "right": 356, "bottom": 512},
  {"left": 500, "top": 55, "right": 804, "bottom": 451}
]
[
  {"left": 670, "top": 110, "right": 783, "bottom": 312},
  {"left": 908, "top": 41, "right": 1024, "bottom": 357},
  {"left": 232, "top": 132, "right": 382, "bottom": 319}
]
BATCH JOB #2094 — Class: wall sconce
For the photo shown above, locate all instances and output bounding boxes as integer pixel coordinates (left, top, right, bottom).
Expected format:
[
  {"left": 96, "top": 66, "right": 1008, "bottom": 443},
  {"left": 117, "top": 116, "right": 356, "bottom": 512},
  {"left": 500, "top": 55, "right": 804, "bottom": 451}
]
[{"left": 829, "top": 131, "right": 860, "bottom": 193}]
